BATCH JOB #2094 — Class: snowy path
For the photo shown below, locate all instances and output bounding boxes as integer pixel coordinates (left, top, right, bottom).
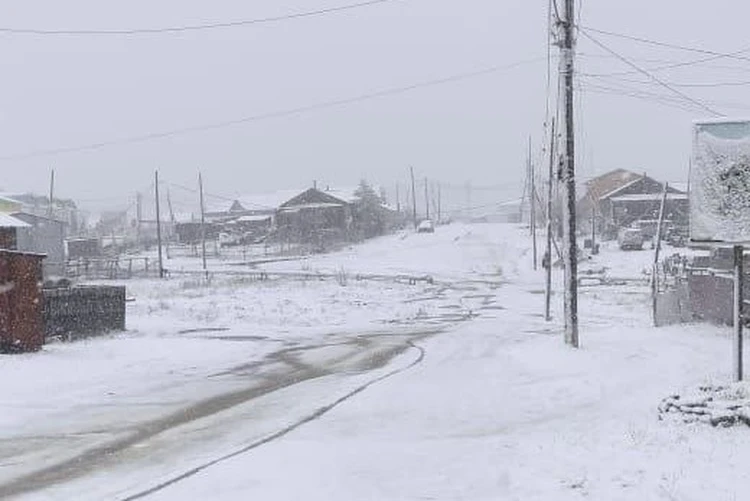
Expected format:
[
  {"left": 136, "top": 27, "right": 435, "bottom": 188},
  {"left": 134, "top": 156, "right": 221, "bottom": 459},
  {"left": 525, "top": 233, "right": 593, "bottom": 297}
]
[{"left": 3, "top": 223, "right": 748, "bottom": 500}]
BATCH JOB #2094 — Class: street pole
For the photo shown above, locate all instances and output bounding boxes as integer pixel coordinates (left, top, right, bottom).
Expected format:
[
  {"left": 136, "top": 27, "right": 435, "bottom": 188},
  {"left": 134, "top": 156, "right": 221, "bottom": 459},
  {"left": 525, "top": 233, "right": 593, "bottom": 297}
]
[
  {"left": 652, "top": 183, "right": 669, "bottom": 326},
  {"left": 155, "top": 170, "right": 164, "bottom": 279},
  {"left": 545, "top": 118, "right": 556, "bottom": 322},
  {"left": 735, "top": 245, "right": 744, "bottom": 381},
  {"left": 437, "top": 182, "right": 442, "bottom": 224},
  {"left": 560, "top": 0, "right": 579, "bottom": 347},
  {"left": 395, "top": 183, "right": 401, "bottom": 213},
  {"left": 530, "top": 138, "right": 538, "bottom": 270},
  {"left": 199, "top": 172, "right": 208, "bottom": 278},
  {"left": 424, "top": 177, "right": 430, "bottom": 220},
  {"left": 136, "top": 192, "right": 143, "bottom": 248},
  {"left": 410, "top": 166, "right": 418, "bottom": 229},
  {"left": 47, "top": 169, "right": 55, "bottom": 219}
]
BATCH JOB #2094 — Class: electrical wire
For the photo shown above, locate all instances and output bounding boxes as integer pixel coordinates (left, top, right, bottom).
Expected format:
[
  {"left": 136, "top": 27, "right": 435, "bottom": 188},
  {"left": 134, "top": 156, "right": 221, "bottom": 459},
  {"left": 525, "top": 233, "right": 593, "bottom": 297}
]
[
  {"left": 578, "top": 28, "right": 723, "bottom": 117},
  {"left": 584, "top": 73, "right": 750, "bottom": 89},
  {"left": 0, "top": 57, "right": 546, "bottom": 162},
  {"left": 578, "top": 52, "right": 750, "bottom": 75},
  {"left": 0, "top": 0, "right": 405, "bottom": 36},
  {"left": 581, "top": 25, "right": 750, "bottom": 63},
  {"left": 576, "top": 83, "right": 706, "bottom": 113},
  {"left": 578, "top": 76, "right": 750, "bottom": 112}
]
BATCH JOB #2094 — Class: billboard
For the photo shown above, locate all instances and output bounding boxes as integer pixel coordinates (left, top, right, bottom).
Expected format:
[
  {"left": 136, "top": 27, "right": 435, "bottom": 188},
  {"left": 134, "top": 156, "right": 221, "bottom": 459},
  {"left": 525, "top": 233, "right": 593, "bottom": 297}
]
[{"left": 691, "top": 120, "right": 750, "bottom": 243}]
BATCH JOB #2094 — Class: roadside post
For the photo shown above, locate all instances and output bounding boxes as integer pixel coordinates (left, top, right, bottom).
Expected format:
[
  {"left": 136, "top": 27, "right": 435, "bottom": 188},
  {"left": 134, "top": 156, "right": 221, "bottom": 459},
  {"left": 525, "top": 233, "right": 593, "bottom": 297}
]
[{"left": 734, "top": 245, "right": 744, "bottom": 381}]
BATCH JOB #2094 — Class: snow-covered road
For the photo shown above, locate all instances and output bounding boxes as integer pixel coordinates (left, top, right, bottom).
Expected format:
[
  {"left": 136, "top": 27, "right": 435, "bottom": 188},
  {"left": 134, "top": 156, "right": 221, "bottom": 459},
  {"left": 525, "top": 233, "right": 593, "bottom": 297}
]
[{"left": 2, "top": 223, "right": 749, "bottom": 500}]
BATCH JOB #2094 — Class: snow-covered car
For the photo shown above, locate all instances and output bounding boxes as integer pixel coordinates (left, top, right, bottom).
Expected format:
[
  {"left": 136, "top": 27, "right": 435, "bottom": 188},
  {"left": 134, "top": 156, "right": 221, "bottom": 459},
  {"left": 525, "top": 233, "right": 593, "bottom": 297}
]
[
  {"left": 417, "top": 219, "right": 435, "bottom": 233},
  {"left": 617, "top": 227, "right": 644, "bottom": 250}
]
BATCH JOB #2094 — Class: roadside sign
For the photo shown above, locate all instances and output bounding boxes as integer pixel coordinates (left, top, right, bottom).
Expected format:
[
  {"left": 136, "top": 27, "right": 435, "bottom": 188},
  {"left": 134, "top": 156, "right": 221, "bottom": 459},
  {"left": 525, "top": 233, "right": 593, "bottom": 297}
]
[{"left": 690, "top": 120, "right": 750, "bottom": 243}]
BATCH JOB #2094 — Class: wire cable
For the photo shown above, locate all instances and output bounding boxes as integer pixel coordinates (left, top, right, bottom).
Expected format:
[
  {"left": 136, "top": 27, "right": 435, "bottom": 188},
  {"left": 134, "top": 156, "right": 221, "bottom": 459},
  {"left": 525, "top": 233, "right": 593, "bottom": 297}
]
[
  {"left": 583, "top": 72, "right": 750, "bottom": 89},
  {"left": 581, "top": 25, "right": 750, "bottom": 63},
  {"left": 0, "top": 0, "right": 405, "bottom": 36},
  {"left": 0, "top": 57, "right": 545, "bottom": 162},
  {"left": 579, "top": 28, "right": 723, "bottom": 117}
]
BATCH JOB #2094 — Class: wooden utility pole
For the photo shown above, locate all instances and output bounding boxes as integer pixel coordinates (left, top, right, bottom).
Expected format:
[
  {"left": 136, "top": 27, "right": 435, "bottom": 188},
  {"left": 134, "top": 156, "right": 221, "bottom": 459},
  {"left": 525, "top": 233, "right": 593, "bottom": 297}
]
[
  {"left": 437, "top": 182, "right": 442, "bottom": 224},
  {"left": 199, "top": 172, "right": 208, "bottom": 277},
  {"left": 530, "top": 138, "right": 538, "bottom": 270},
  {"left": 47, "top": 169, "right": 55, "bottom": 219},
  {"left": 651, "top": 183, "right": 669, "bottom": 326},
  {"left": 136, "top": 192, "right": 143, "bottom": 247},
  {"left": 154, "top": 170, "right": 164, "bottom": 278},
  {"left": 735, "top": 245, "right": 744, "bottom": 381},
  {"left": 410, "top": 166, "right": 418, "bottom": 228},
  {"left": 561, "top": 0, "right": 579, "bottom": 347},
  {"left": 591, "top": 212, "right": 596, "bottom": 253},
  {"left": 545, "top": 118, "right": 556, "bottom": 322},
  {"left": 424, "top": 177, "right": 430, "bottom": 220}
]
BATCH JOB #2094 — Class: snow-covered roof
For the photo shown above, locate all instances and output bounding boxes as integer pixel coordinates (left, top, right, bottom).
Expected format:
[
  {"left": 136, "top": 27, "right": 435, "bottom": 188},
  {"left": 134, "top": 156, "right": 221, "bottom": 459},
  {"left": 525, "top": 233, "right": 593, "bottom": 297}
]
[
  {"left": 670, "top": 183, "right": 689, "bottom": 193},
  {"left": 234, "top": 215, "right": 272, "bottom": 223},
  {"left": 497, "top": 198, "right": 523, "bottom": 208},
  {"left": 236, "top": 190, "right": 306, "bottom": 211},
  {"left": 610, "top": 193, "right": 688, "bottom": 202},
  {"left": 205, "top": 190, "right": 305, "bottom": 214},
  {"left": 0, "top": 213, "right": 30, "bottom": 228},
  {"left": 319, "top": 187, "right": 360, "bottom": 204},
  {"left": 0, "top": 194, "right": 24, "bottom": 206},
  {"left": 597, "top": 176, "right": 646, "bottom": 201},
  {"left": 279, "top": 202, "right": 343, "bottom": 213}
]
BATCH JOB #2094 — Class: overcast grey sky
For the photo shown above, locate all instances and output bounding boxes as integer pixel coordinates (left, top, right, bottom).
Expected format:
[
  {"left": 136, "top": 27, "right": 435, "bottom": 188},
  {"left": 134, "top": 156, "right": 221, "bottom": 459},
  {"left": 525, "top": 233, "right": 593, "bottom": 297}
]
[{"left": 1, "top": 0, "right": 748, "bottom": 212}]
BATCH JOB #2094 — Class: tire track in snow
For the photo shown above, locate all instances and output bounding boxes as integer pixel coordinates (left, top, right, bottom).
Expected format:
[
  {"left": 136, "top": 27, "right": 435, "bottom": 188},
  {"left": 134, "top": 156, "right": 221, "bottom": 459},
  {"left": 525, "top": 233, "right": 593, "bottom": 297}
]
[
  {"left": 0, "top": 333, "right": 433, "bottom": 499},
  {"left": 121, "top": 341, "right": 426, "bottom": 500}
]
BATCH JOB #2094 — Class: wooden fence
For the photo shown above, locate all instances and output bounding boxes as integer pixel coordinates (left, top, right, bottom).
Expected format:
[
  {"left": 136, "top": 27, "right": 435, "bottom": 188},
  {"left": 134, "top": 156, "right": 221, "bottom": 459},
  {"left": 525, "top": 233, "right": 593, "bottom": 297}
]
[{"left": 43, "top": 285, "right": 126, "bottom": 340}]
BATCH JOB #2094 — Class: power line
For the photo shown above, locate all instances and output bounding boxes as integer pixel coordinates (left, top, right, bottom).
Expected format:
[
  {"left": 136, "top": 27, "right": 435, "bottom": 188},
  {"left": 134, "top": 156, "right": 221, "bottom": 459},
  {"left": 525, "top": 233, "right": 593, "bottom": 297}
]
[
  {"left": 0, "top": 0, "right": 405, "bottom": 36},
  {"left": 580, "top": 81, "right": 750, "bottom": 113},
  {"left": 577, "top": 82, "right": 707, "bottom": 113},
  {"left": 578, "top": 28, "right": 723, "bottom": 117},
  {"left": 584, "top": 72, "right": 750, "bottom": 89},
  {"left": 581, "top": 25, "right": 750, "bottom": 63},
  {"left": 0, "top": 57, "right": 545, "bottom": 162},
  {"left": 578, "top": 52, "right": 750, "bottom": 75}
]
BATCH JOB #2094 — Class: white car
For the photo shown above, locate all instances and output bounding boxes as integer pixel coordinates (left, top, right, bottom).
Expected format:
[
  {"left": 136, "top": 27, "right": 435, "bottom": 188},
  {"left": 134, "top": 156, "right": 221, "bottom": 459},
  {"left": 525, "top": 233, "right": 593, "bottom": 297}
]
[{"left": 417, "top": 219, "right": 435, "bottom": 233}]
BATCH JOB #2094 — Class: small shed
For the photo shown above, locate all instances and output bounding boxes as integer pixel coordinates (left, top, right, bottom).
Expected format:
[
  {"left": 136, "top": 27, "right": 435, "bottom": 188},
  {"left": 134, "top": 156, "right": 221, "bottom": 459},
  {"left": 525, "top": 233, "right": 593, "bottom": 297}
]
[
  {"left": 0, "top": 213, "right": 30, "bottom": 250},
  {"left": 66, "top": 237, "right": 101, "bottom": 260},
  {"left": 12, "top": 212, "right": 66, "bottom": 277},
  {"left": 0, "top": 249, "right": 45, "bottom": 352}
]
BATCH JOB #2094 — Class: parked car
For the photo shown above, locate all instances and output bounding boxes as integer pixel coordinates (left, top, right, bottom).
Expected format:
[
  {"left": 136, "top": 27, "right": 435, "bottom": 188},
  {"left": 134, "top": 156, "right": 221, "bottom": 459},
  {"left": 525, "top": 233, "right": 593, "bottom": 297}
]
[
  {"left": 417, "top": 219, "right": 435, "bottom": 233},
  {"left": 618, "top": 227, "right": 644, "bottom": 250}
]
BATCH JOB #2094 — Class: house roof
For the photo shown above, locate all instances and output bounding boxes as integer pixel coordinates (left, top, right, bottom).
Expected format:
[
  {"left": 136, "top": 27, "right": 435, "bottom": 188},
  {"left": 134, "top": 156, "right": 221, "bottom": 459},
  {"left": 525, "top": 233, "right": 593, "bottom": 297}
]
[
  {"left": 205, "top": 190, "right": 304, "bottom": 214},
  {"left": 597, "top": 176, "right": 647, "bottom": 201},
  {"left": 582, "top": 169, "right": 644, "bottom": 202},
  {"left": 610, "top": 193, "right": 688, "bottom": 202},
  {"left": 233, "top": 215, "right": 272, "bottom": 223},
  {"left": 0, "top": 194, "right": 24, "bottom": 207},
  {"left": 0, "top": 213, "right": 30, "bottom": 228},
  {"left": 669, "top": 182, "right": 688, "bottom": 193},
  {"left": 279, "top": 202, "right": 344, "bottom": 213},
  {"left": 11, "top": 211, "right": 67, "bottom": 226}
]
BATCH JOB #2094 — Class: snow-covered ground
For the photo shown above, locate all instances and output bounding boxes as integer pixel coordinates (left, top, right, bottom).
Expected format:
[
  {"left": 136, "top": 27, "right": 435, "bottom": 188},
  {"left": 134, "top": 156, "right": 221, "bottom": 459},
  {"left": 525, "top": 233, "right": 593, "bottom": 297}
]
[{"left": 1, "top": 223, "right": 747, "bottom": 500}]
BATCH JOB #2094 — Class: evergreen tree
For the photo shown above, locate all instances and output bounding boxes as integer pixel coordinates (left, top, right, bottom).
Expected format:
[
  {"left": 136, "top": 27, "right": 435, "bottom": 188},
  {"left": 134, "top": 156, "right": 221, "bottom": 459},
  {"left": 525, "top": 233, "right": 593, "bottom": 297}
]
[{"left": 353, "top": 180, "right": 385, "bottom": 239}]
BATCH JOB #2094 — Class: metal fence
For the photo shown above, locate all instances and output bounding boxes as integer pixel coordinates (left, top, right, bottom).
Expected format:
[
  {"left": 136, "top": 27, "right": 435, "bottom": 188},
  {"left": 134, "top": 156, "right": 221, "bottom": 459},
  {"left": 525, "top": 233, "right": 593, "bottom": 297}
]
[{"left": 653, "top": 253, "right": 750, "bottom": 326}]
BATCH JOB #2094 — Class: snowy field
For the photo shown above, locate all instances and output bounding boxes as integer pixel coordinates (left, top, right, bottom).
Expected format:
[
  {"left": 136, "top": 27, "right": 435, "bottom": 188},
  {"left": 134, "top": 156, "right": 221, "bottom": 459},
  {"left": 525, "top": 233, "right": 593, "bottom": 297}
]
[{"left": 1, "top": 222, "right": 748, "bottom": 500}]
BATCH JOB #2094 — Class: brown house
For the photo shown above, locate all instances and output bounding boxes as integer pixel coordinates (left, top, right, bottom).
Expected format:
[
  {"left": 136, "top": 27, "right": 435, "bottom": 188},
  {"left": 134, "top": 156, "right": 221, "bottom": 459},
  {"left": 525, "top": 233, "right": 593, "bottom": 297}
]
[
  {"left": 578, "top": 169, "right": 685, "bottom": 238},
  {"left": 275, "top": 188, "right": 354, "bottom": 244}
]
